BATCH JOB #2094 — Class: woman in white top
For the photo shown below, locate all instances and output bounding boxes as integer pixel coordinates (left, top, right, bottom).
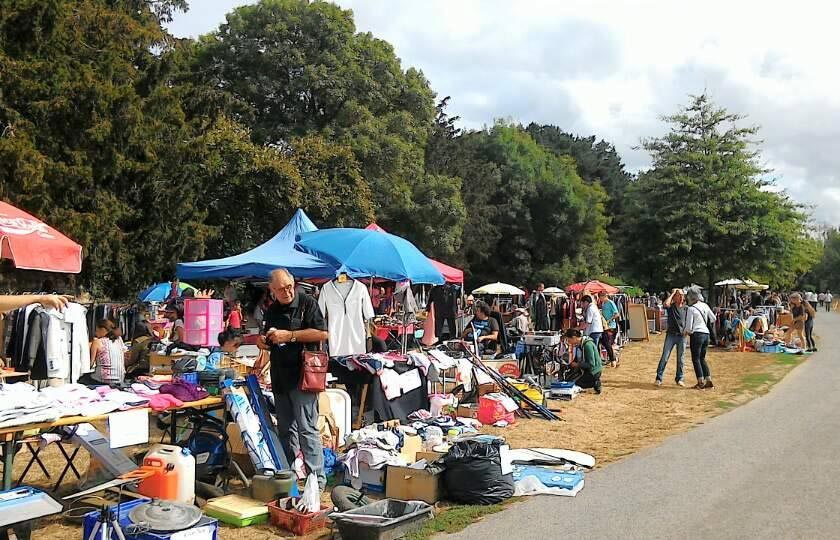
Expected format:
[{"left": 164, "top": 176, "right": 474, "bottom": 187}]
[
  {"left": 88, "top": 319, "right": 126, "bottom": 384},
  {"left": 684, "top": 290, "right": 716, "bottom": 390}
]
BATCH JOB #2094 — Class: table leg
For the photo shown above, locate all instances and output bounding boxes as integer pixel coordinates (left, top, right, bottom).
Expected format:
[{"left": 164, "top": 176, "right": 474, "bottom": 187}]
[
  {"left": 170, "top": 410, "right": 178, "bottom": 444},
  {"left": 354, "top": 384, "right": 369, "bottom": 430},
  {"left": 3, "top": 437, "right": 16, "bottom": 490}
]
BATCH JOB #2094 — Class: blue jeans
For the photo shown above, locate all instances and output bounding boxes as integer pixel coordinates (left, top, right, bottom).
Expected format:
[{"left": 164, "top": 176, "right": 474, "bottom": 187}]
[{"left": 656, "top": 333, "right": 685, "bottom": 382}]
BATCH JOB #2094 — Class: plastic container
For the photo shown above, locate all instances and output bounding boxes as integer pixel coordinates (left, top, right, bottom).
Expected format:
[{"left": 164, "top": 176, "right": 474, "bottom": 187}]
[
  {"left": 507, "top": 379, "right": 545, "bottom": 408},
  {"left": 203, "top": 495, "right": 269, "bottom": 528},
  {"left": 267, "top": 498, "right": 330, "bottom": 536},
  {"left": 250, "top": 470, "right": 296, "bottom": 503},
  {"left": 477, "top": 395, "right": 516, "bottom": 425},
  {"left": 137, "top": 458, "right": 180, "bottom": 502},
  {"left": 184, "top": 299, "right": 225, "bottom": 347},
  {"left": 141, "top": 444, "right": 195, "bottom": 504},
  {"left": 332, "top": 499, "right": 434, "bottom": 540},
  {"left": 175, "top": 371, "right": 199, "bottom": 385},
  {"left": 82, "top": 498, "right": 218, "bottom": 540}
]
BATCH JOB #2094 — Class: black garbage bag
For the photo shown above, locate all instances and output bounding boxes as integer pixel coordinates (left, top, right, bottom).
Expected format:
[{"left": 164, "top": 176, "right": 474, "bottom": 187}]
[{"left": 443, "top": 438, "right": 514, "bottom": 504}]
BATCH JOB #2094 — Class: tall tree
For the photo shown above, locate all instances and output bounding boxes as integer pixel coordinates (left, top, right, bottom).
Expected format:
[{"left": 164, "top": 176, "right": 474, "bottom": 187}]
[
  {"left": 527, "top": 124, "right": 633, "bottom": 219},
  {"left": 190, "top": 0, "right": 460, "bottom": 248},
  {"left": 620, "top": 93, "right": 813, "bottom": 292}
]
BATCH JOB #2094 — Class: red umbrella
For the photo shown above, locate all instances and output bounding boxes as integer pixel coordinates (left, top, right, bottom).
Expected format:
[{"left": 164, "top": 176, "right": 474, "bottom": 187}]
[
  {"left": 0, "top": 201, "right": 82, "bottom": 273},
  {"left": 565, "top": 280, "right": 619, "bottom": 295}
]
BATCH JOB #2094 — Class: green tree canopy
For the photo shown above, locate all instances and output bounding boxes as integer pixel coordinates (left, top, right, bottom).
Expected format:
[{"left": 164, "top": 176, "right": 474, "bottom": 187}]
[{"left": 619, "top": 93, "right": 814, "bottom": 292}]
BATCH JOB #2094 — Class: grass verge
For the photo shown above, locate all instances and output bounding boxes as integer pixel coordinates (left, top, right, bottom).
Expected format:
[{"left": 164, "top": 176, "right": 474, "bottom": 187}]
[{"left": 405, "top": 504, "right": 507, "bottom": 540}]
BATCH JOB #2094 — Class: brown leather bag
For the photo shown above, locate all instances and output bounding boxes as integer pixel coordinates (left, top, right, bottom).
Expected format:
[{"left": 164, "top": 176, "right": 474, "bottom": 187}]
[{"left": 300, "top": 348, "right": 328, "bottom": 393}]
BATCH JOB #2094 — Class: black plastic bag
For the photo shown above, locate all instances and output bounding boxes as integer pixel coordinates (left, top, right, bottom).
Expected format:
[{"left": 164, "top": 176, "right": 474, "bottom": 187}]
[{"left": 443, "top": 439, "right": 514, "bottom": 505}]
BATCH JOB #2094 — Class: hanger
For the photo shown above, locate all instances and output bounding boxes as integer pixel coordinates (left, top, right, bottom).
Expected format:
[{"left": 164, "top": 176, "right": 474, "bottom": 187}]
[{"left": 336, "top": 272, "right": 349, "bottom": 283}]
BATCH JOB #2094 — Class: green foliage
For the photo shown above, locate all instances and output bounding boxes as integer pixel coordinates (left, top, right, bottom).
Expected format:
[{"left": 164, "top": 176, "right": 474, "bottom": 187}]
[
  {"left": 801, "top": 228, "right": 840, "bottom": 291},
  {"left": 435, "top": 122, "right": 612, "bottom": 286},
  {"left": 619, "top": 94, "right": 814, "bottom": 293}
]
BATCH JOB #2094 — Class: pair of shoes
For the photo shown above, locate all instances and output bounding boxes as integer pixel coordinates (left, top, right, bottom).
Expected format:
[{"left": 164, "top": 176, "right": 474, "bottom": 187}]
[
  {"left": 676, "top": 380, "right": 685, "bottom": 387},
  {"left": 704, "top": 380, "right": 714, "bottom": 389},
  {"left": 693, "top": 382, "right": 706, "bottom": 390},
  {"left": 655, "top": 380, "right": 662, "bottom": 387}
]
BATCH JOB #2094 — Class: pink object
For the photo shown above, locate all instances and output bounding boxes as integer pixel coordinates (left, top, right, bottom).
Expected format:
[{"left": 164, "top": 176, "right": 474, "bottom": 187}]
[
  {"left": 477, "top": 395, "right": 516, "bottom": 425},
  {"left": 421, "top": 305, "right": 437, "bottom": 347},
  {"left": 146, "top": 393, "right": 184, "bottom": 412},
  {"left": 184, "top": 299, "right": 225, "bottom": 346}
]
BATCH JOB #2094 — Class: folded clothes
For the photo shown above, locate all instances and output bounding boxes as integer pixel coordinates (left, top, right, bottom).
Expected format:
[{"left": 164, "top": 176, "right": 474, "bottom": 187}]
[
  {"left": 159, "top": 380, "right": 209, "bottom": 402},
  {"left": 146, "top": 393, "right": 184, "bottom": 412}
]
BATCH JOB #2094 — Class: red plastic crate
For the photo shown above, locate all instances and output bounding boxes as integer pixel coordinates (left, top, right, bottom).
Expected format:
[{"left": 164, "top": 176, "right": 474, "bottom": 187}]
[{"left": 267, "top": 498, "right": 330, "bottom": 536}]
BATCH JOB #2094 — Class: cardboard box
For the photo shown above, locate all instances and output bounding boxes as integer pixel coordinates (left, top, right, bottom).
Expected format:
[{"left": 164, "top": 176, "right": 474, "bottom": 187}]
[
  {"left": 345, "top": 462, "right": 385, "bottom": 493},
  {"left": 386, "top": 464, "right": 443, "bottom": 504},
  {"left": 482, "top": 359, "right": 520, "bottom": 378},
  {"left": 456, "top": 404, "right": 478, "bottom": 418},
  {"left": 416, "top": 451, "right": 446, "bottom": 463},
  {"left": 398, "top": 434, "right": 423, "bottom": 464}
]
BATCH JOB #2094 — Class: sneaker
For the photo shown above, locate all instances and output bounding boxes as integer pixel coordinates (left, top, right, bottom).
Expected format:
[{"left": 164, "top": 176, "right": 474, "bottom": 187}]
[
  {"left": 655, "top": 380, "right": 662, "bottom": 387},
  {"left": 676, "top": 380, "right": 685, "bottom": 387},
  {"left": 813, "top": 348, "right": 818, "bottom": 352},
  {"left": 704, "top": 380, "right": 715, "bottom": 389}
]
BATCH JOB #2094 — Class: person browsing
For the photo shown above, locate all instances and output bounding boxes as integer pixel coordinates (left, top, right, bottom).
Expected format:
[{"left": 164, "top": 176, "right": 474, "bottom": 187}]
[
  {"left": 462, "top": 301, "right": 499, "bottom": 354},
  {"left": 563, "top": 328, "right": 603, "bottom": 394},
  {"left": 259, "top": 269, "right": 329, "bottom": 490},
  {"left": 656, "top": 288, "right": 687, "bottom": 387},
  {"left": 597, "top": 291, "right": 619, "bottom": 368}
]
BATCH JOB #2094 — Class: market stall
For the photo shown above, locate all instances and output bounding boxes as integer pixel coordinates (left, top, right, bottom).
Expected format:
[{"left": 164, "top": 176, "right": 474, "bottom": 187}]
[{"left": 176, "top": 208, "right": 336, "bottom": 281}]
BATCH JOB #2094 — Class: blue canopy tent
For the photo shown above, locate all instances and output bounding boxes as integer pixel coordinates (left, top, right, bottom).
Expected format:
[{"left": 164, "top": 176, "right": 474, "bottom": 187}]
[
  {"left": 176, "top": 209, "right": 336, "bottom": 280},
  {"left": 295, "top": 228, "right": 445, "bottom": 285}
]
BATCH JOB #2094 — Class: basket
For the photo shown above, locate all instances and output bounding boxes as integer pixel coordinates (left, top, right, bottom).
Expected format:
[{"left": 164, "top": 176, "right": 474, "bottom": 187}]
[{"left": 267, "top": 498, "right": 330, "bottom": 536}]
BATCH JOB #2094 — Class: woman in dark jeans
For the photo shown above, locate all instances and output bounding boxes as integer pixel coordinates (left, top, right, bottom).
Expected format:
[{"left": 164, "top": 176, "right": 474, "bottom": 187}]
[
  {"left": 685, "top": 290, "right": 715, "bottom": 389},
  {"left": 804, "top": 300, "right": 817, "bottom": 352}
]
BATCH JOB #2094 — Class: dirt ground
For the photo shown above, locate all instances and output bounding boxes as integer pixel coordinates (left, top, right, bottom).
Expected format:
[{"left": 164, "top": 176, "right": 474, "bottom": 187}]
[{"left": 15, "top": 332, "right": 804, "bottom": 539}]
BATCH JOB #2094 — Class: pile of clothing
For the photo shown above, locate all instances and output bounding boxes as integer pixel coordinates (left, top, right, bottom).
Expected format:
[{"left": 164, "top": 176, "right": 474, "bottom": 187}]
[{"left": 340, "top": 427, "right": 408, "bottom": 480}]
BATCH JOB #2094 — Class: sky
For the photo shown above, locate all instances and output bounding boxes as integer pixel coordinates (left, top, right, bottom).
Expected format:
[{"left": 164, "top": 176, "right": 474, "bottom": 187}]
[{"left": 166, "top": 0, "right": 840, "bottom": 226}]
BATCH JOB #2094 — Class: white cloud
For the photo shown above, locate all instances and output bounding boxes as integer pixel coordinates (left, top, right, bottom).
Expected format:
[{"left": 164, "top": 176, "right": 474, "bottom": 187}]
[{"left": 167, "top": 0, "right": 840, "bottom": 225}]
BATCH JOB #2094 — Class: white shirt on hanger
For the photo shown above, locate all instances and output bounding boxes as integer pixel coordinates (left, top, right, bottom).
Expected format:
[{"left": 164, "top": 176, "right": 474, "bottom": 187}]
[
  {"left": 44, "top": 303, "right": 91, "bottom": 382},
  {"left": 319, "top": 279, "right": 375, "bottom": 357}
]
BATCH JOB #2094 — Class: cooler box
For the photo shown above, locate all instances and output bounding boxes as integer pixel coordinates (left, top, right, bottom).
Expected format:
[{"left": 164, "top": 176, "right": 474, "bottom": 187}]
[
  {"left": 82, "top": 498, "right": 219, "bottom": 540},
  {"left": 184, "top": 299, "right": 225, "bottom": 347}
]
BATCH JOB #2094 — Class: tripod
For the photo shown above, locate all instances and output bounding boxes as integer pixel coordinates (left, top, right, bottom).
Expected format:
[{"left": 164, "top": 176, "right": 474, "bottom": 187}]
[{"left": 87, "top": 505, "right": 126, "bottom": 540}]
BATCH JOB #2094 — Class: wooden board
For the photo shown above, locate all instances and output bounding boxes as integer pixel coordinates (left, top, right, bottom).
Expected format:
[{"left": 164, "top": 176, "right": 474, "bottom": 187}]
[{"left": 627, "top": 303, "right": 650, "bottom": 341}]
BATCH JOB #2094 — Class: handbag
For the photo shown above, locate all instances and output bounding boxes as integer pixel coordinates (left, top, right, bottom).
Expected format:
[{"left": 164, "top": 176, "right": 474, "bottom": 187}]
[{"left": 300, "top": 347, "right": 329, "bottom": 393}]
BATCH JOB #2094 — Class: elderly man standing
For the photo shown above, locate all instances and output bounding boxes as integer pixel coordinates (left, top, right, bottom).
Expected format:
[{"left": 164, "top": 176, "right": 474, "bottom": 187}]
[{"left": 261, "top": 269, "right": 329, "bottom": 489}]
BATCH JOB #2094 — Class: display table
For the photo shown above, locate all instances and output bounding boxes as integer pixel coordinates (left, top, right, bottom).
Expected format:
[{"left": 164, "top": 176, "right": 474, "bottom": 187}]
[{"left": 0, "top": 396, "right": 223, "bottom": 490}]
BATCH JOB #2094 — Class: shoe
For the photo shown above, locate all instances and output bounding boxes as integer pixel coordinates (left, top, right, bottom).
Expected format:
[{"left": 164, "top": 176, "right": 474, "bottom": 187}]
[
  {"left": 813, "top": 348, "right": 818, "bottom": 352},
  {"left": 693, "top": 382, "right": 706, "bottom": 390},
  {"left": 704, "top": 380, "right": 714, "bottom": 389},
  {"left": 676, "top": 380, "right": 685, "bottom": 387},
  {"left": 655, "top": 380, "right": 662, "bottom": 386}
]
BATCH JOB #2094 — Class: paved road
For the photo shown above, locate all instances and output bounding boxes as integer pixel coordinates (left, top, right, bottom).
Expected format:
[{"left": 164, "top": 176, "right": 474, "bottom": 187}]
[{"left": 445, "top": 311, "right": 840, "bottom": 540}]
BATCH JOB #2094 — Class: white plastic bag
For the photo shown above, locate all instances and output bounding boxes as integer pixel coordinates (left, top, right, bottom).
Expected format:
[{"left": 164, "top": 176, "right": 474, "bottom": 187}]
[{"left": 299, "top": 473, "right": 320, "bottom": 513}]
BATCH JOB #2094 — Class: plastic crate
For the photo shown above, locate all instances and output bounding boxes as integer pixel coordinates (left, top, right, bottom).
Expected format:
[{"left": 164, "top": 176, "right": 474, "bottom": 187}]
[
  {"left": 82, "top": 497, "right": 218, "bottom": 540},
  {"left": 267, "top": 498, "right": 330, "bottom": 536},
  {"left": 333, "top": 499, "right": 433, "bottom": 540},
  {"left": 184, "top": 299, "right": 224, "bottom": 347},
  {"left": 175, "top": 371, "right": 199, "bottom": 385}
]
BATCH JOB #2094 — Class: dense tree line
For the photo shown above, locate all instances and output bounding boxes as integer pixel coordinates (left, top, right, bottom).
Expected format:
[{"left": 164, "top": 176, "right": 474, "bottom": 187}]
[{"left": 0, "top": 0, "right": 819, "bottom": 297}]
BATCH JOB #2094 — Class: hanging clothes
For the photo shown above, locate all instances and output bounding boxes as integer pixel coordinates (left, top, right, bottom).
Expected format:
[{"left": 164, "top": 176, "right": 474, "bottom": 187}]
[
  {"left": 428, "top": 285, "right": 457, "bottom": 340},
  {"left": 531, "top": 292, "right": 550, "bottom": 331},
  {"left": 319, "top": 279, "right": 375, "bottom": 357}
]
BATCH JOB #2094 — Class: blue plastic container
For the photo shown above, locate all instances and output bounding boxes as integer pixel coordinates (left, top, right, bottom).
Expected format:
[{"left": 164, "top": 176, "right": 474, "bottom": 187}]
[
  {"left": 175, "top": 371, "right": 199, "bottom": 385},
  {"left": 82, "top": 498, "right": 218, "bottom": 540}
]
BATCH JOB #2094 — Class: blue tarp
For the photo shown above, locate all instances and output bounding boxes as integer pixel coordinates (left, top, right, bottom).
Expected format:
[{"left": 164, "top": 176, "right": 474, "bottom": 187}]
[
  {"left": 295, "top": 228, "right": 445, "bottom": 285},
  {"left": 176, "top": 209, "right": 336, "bottom": 280}
]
